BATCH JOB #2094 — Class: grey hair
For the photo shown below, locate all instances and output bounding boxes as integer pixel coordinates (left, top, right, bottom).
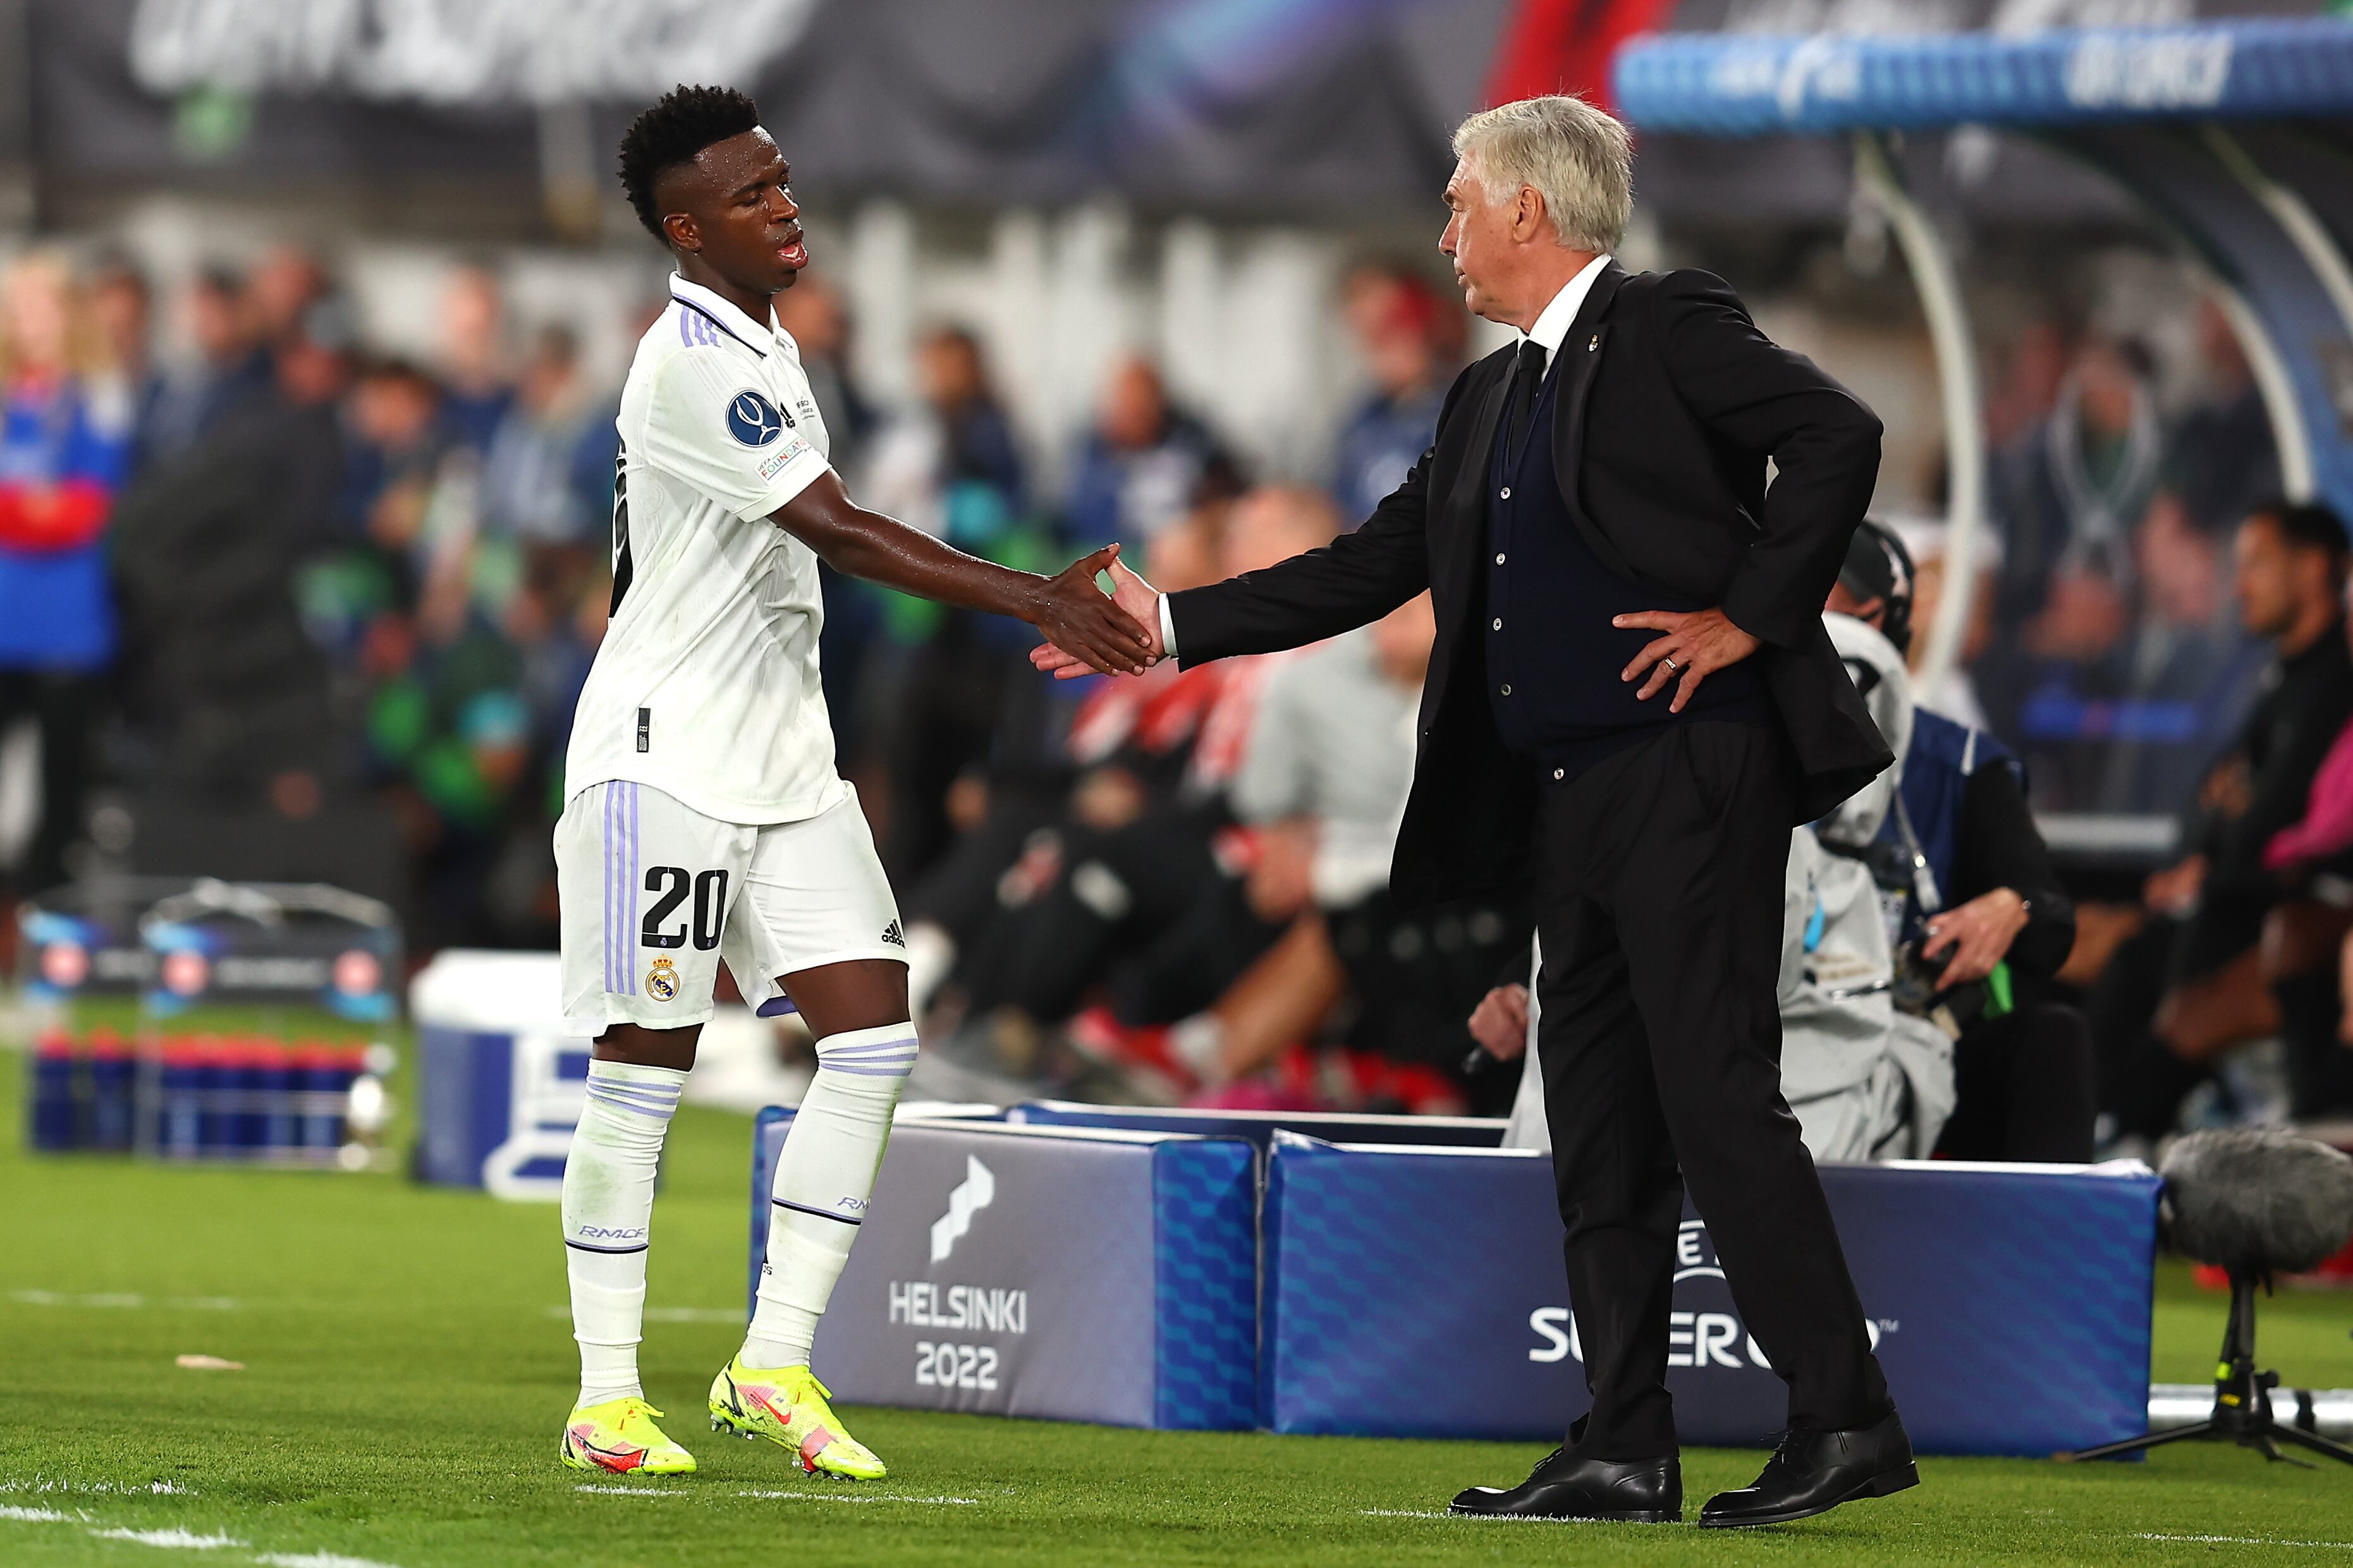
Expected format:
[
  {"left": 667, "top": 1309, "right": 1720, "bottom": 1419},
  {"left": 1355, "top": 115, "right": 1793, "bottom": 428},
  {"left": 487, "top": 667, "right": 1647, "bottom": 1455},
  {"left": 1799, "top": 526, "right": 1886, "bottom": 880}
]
[{"left": 1451, "top": 95, "right": 1632, "bottom": 253}]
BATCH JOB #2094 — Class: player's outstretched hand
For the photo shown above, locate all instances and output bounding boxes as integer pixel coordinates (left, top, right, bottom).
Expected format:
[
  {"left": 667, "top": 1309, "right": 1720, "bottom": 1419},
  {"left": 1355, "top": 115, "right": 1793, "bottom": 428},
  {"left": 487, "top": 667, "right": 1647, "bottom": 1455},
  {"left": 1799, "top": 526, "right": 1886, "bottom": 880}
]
[
  {"left": 1032, "top": 556, "right": 1163, "bottom": 680},
  {"left": 1026, "top": 545, "right": 1158, "bottom": 677}
]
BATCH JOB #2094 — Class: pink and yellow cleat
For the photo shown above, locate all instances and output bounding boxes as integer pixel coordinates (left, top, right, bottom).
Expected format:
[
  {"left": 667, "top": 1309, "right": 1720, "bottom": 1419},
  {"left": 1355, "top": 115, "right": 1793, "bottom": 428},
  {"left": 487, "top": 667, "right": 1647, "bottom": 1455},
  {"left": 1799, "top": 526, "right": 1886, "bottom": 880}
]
[
  {"left": 707, "top": 1356, "right": 888, "bottom": 1480},
  {"left": 559, "top": 1396, "right": 697, "bottom": 1476}
]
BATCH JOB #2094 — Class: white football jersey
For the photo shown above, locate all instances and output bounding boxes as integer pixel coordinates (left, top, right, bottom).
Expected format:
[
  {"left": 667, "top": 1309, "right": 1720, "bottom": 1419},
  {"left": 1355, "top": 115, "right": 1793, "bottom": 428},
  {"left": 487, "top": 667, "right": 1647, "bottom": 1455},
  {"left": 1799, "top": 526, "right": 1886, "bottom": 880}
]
[{"left": 565, "top": 275, "right": 847, "bottom": 825}]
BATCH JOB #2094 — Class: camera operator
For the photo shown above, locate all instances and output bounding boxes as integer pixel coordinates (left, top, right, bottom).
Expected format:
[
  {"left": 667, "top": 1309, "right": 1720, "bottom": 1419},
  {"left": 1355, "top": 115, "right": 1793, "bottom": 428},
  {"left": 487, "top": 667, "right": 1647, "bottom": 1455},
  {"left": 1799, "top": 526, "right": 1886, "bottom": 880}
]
[{"left": 1824, "top": 523, "right": 2090, "bottom": 1161}]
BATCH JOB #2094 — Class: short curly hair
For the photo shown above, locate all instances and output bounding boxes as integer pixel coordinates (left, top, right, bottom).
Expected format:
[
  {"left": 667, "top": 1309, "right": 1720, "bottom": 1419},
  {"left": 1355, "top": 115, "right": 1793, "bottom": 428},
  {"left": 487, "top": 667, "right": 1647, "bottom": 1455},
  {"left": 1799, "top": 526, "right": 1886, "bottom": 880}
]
[{"left": 617, "top": 85, "right": 762, "bottom": 243}]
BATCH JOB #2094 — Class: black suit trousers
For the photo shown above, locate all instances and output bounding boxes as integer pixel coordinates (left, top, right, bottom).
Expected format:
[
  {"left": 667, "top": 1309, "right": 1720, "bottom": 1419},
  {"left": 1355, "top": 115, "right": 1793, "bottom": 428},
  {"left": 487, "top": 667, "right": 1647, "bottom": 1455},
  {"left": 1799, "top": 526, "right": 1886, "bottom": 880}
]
[{"left": 1534, "top": 719, "right": 1892, "bottom": 1458}]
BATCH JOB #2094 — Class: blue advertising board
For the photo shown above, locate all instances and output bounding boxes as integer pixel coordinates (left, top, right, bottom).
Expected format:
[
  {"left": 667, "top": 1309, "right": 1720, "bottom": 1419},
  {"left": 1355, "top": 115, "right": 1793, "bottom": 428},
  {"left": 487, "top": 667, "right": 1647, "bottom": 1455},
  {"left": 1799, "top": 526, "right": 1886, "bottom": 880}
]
[
  {"left": 410, "top": 952, "right": 590, "bottom": 1198},
  {"left": 1260, "top": 1140, "right": 2160, "bottom": 1456},
  {"left": 753, "top": 1114, "right": 1258, "bottom": 1431}
]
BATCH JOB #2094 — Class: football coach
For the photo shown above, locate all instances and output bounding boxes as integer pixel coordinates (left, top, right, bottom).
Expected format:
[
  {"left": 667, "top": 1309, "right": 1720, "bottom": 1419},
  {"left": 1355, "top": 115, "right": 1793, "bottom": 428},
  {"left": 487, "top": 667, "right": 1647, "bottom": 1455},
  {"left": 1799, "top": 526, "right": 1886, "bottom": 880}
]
[{"left": 1037, "top": 94, "right": 1913, "bottom": 1528}]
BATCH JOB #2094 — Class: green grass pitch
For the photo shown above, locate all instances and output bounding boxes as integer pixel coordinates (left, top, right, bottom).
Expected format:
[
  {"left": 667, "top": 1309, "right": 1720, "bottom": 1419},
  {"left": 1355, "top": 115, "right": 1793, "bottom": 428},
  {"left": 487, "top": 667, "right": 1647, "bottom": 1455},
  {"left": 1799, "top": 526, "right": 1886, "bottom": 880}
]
[{"left": 4, "top": 1062, "right": 2353, "bottom": 1566}]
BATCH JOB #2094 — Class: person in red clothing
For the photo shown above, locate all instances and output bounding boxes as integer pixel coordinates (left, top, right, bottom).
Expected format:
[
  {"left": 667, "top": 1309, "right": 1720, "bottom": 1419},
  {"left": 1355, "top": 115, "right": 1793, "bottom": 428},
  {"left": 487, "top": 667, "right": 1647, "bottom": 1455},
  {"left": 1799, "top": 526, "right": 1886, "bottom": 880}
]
[{"left": 0, "top": 252, "right": 133, "bottom": 896}]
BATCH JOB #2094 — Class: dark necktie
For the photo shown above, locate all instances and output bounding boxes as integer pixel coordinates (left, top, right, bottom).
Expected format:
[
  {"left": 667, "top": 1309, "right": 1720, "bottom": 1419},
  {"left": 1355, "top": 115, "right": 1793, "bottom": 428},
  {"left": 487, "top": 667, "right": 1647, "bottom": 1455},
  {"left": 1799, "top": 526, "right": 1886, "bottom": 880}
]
[{"left": 1502, "top": 338, "right": 1548, "bottom": 468}]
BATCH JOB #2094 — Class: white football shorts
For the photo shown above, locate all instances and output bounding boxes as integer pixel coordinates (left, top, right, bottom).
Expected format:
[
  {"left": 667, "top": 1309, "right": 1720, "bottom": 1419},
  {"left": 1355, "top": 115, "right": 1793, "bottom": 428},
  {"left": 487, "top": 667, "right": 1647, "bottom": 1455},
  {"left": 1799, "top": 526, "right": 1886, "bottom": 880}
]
[{"left": 555, "top": 781, "right": 905, "bottom": 1035}]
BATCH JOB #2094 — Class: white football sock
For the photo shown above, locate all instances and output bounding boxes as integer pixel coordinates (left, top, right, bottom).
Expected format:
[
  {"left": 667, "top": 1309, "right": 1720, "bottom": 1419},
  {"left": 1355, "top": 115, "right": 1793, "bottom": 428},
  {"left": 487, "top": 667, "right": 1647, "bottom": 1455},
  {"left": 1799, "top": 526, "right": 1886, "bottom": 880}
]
[
  {"left": 562, "top": 1059, "right": 685, "bottom": 1408},
  {"left": 742, "top": 1021, "right": 916, "bottom": 1371}
]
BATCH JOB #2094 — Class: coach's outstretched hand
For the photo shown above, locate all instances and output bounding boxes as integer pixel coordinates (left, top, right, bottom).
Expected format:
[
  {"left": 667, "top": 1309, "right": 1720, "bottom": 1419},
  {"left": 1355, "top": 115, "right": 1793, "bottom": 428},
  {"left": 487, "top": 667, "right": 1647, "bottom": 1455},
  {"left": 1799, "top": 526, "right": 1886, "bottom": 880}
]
[
  {"left": 1032, "top": 556, "right": 1163, "bottom": 680},
  {"left": 1025, "top": 545, "right": 1159, "bottom": 678}
]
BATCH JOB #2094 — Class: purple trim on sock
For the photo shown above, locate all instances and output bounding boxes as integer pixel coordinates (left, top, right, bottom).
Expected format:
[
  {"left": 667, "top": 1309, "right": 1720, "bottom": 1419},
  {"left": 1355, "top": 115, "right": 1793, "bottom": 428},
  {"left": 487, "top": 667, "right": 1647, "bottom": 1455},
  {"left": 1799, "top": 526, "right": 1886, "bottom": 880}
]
[
  {"left": 822, "top": 1039, "right": 919, "bottom": 1057},
  {"left": 822, "top": 1061, "right": 915, "bottom": 1078}
]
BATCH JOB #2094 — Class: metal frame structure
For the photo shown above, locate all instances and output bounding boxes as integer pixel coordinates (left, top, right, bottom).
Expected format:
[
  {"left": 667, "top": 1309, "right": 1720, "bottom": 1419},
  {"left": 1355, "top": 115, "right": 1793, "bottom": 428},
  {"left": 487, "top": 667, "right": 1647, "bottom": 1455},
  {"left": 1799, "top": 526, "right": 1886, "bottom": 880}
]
[{"left": 1615, "top": 18, "right": 2353, "bottom": 695}]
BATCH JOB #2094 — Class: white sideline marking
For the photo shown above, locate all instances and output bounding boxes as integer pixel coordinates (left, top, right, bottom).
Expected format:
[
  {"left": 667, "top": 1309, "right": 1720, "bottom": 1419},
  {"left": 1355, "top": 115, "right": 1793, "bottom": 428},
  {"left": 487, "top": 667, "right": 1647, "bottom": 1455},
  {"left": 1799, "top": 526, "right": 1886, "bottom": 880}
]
[
  {"left": 254, "top": 1553, "right": 406, "bottom": 1568},
  {"left": 733, "top": 1490, "right": 979, "bottom": 1505},
  {"left": 2135, "top": 1534, "right": 2353, "bottom": 1550},
  {"left": 573, "top": 1482, "right": 977, "bottom": 1506},
  {"left": 87, "top": 1526, "right": 245, "bottom": 1548},
  {"left": 0, "top": 1505, "right": 73, "bottom": 1521},
  {"left": 0, "top": 1478, "right": 191, "bottom": 1496}
]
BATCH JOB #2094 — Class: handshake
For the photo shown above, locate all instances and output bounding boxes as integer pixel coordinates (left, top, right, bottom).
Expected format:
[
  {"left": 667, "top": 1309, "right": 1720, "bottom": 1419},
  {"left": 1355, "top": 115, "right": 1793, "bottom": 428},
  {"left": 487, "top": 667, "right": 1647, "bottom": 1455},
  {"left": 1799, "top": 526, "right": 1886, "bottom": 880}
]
[{"left": 1024, "top": 545, "right": 1167, "bottom": 680}]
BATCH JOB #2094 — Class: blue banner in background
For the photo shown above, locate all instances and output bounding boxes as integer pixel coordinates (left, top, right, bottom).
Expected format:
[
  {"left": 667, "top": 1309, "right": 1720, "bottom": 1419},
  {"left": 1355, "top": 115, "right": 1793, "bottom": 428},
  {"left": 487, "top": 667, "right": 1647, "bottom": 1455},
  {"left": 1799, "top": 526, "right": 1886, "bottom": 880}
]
[
  {"left": 1614, "top": 18, "right": 2353, "bottom": 137},
  {"left": 1261, "top": 1140, "right": 2160, "bottom": 1456}
]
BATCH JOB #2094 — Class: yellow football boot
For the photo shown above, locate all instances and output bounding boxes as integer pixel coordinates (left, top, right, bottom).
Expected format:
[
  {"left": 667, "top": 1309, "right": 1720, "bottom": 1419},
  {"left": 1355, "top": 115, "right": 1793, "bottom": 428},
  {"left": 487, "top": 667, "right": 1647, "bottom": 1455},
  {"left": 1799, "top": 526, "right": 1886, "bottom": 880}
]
[
  {"left": 707, "top": 1357, "right": 887, "bottom": 1480},
  {"left": 559, "top": 1396, "right": 696, "bottom": 1476}
]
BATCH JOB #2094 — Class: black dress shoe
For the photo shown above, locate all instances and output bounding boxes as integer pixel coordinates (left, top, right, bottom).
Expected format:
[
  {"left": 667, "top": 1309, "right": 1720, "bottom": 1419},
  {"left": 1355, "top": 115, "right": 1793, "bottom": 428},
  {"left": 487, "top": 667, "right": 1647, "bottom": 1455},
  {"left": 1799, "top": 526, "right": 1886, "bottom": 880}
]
[
  {"left": 1449, "top": 1447, "right": 1681, "bottom": 1521},
  {"left": 1699, "top": 1409, "right": 1918, "bottom": 1528}
]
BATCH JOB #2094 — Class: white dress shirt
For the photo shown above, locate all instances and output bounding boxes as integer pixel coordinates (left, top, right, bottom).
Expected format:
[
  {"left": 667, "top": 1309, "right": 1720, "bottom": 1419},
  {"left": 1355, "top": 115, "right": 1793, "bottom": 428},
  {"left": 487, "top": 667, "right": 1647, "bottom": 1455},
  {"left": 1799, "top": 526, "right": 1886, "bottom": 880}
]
[{"left": 1159, "top": 252, "right": 1613, "bottom": 659}]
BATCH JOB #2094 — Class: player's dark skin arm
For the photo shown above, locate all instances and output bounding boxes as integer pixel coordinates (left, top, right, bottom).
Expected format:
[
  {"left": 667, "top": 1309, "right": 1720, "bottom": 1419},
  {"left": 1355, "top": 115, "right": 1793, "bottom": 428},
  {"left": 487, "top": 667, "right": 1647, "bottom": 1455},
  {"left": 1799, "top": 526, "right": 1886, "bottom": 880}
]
[{"left": 774, "top": 473, "right": 1151, "bottom": 677}]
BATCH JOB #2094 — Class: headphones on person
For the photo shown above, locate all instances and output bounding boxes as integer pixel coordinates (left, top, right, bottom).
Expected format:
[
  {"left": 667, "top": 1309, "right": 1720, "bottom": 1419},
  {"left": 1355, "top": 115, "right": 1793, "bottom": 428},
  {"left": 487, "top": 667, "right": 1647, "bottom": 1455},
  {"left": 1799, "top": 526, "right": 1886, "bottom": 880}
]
[{"left": 1840, "top": 518, "right": 1916, "bottom": 656}]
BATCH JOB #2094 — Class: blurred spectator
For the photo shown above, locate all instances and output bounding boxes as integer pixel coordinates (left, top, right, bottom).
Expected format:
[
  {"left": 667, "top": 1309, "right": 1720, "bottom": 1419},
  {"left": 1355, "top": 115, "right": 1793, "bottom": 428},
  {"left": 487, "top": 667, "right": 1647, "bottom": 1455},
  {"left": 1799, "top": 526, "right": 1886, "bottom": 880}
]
[
  {"left": 926, "top": 486, "right": 1336, "bottom": 1049},
  {"left": 774, "top": 272, "right": 879, "bottom": 739},
  {"left": 111, "top": 293, "right": 352, "bottom": 820},
  {"left": 2170, "top": 300, "right": 2279, "bottom": 538},
  {"left": 1063, "top": 354, "right": 1239, "bottom": 552},
  {"left": 1991, "top": 334, "right": 2158, "bottom": 662},
  {"left": 245, "top": 246, "right": 326, "bottom": 349},
  {"left": 85, "top": 257, "right": 164, "bottom": 468},
  {"left": 2092, "top": 501, "right": 2353, "bottom": 1150},
  {"left": 2253, "top": 709, "right": 2353, "bottom": 1124},
  {"left": 864, "top": 325, "right": 1027, "bottom": 540},
  {"left": 1329, "top": 267, "right": 1461, "bottom": 525},
  {"left": 1981, "top": 318, "right": 2070, "bottom": 454},
  {"left": 1166, "top": 591, "right": 1524, "bottom": 1113},
  {"left": 0, "top": 253, "right": 133, "bottom": 895},
  {"left": 860, "top": 325, "right": 1046, "bottom": 880},
  {"left": 434, "top": 263, "right": 513, "bottom": 454},
  {"left": 775, "top": 269, "right": 876, "bottom": 478},
  {"left": 479, "top": 325, "right": 609, "bottom": 549},
  {"left": 142, "top": 265, "right": 271, "bottom": 468}
]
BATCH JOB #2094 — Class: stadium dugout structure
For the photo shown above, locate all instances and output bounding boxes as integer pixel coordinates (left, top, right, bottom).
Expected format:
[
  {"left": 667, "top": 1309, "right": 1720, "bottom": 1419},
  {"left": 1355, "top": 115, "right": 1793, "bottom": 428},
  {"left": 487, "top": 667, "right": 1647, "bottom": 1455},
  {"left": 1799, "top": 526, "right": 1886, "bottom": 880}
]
[{"left": 1613, "top": 17, "right": 2353, "bottom": 733}]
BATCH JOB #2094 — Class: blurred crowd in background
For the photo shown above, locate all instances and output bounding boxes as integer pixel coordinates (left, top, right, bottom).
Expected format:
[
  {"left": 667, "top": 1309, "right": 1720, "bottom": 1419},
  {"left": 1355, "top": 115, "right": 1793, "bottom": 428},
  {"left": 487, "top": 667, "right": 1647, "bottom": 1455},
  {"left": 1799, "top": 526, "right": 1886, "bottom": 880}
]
[{"left": 0, "top": 231, "right": 2345, "bottom": 1132}]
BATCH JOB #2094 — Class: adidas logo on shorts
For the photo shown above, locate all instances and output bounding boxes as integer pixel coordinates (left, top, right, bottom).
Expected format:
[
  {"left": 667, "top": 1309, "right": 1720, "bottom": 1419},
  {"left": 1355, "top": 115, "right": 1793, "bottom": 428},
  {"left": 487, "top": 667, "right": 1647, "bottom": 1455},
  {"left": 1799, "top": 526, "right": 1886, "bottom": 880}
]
[{"left": 881, "top": 920, "right": 906, "bottom": 949}]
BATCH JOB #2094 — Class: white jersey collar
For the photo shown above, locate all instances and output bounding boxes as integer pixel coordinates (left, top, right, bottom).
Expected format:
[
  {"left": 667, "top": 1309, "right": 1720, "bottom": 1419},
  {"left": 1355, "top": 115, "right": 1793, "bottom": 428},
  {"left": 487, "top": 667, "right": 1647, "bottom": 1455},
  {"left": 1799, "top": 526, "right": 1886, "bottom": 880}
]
[{"left": 669, "top": 274, "right": 776, "bottom": 358}]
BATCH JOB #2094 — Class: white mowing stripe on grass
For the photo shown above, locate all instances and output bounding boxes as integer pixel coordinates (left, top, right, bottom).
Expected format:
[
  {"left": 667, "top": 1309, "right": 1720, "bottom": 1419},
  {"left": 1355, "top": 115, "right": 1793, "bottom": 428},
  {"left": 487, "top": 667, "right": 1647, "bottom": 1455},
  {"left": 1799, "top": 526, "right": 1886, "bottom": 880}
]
[
  {"left": 2134, "top": 1534, "right": 2353, "bottom": 1550},
  {"left": 86, "top": 1526, "right": 246, "bottom": 1548},
  {"left": 8, "top": 1291, "right": 238, "bottom": 1312},
  {"left": 253, "top": 1552, "right": 406, "bottom": 1568},
  {"left": 543, "top": 1305, "right": 741, "bottom": 1324}
]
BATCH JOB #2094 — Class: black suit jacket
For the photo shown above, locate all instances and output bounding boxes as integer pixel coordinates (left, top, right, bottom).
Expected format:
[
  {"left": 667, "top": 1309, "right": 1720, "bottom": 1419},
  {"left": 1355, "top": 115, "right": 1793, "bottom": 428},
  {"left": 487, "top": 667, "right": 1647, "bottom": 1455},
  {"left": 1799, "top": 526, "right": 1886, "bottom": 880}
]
[{"left": 1168, "top": 262, "right": 1894, "bottom": 908}]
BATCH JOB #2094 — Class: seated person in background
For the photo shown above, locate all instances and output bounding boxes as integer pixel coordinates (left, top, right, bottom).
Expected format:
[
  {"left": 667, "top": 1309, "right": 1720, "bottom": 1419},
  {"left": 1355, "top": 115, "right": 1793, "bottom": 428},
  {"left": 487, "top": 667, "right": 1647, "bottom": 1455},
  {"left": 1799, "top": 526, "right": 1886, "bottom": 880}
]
[
  {"left": 899, "top": 501, "right": 1228, "bottom": 1022},
  {"left": 1145, "top": 592, "right": 1524, "bottom": 1114},
  {"left": 914, "top": 487, "right": 1336, "bottom": 1047},
  {"left": 1827, "top": 523, "right": 2091, "bottom": 1162},
  {"left": 2246, "top": 672, "right": 2353, "bottom": 1124},
  {"left": 2089, "top": 501, "right": 2353, "bottom": 1150}
]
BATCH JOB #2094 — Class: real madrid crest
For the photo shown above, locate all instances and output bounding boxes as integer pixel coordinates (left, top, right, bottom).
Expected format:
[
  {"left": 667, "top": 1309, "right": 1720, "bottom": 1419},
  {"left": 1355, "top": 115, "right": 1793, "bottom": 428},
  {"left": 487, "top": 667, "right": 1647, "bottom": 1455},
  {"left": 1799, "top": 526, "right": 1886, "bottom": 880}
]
[{"left": 645, "top": 955, "right": 680, "bottom": 1002}]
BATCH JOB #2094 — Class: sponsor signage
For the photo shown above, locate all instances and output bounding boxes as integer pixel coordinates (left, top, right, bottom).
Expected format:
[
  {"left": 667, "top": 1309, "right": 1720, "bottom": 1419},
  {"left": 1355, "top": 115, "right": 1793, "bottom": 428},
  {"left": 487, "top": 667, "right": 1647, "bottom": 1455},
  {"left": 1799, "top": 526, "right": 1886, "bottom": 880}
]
[
  {"left": 1260, "top": 1140, "right": 2160, "bottom": 1456},
  {"left": 754, "top": 1115, "right": 1257, "bottom": 1430}
]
